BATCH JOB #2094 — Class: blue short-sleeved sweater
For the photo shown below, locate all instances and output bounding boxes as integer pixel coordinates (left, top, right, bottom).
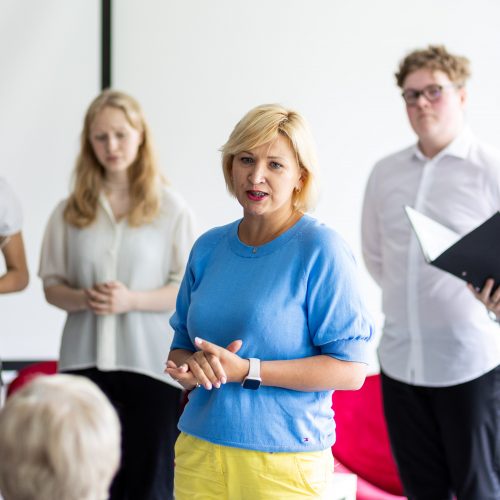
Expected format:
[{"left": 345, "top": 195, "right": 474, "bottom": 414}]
[{"left": 170, "top": 215, "right": 373, "bottom": 452}]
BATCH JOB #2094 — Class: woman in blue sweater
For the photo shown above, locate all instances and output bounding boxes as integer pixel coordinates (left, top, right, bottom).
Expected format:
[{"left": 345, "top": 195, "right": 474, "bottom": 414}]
[{"left": 166, "top": 104, "right": 374, "bottom": 499}]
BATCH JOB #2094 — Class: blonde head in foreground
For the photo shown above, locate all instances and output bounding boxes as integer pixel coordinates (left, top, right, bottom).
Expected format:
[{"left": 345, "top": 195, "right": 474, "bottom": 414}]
[{"left": 0, "top": 374, "right": 121, "bottom": 500}]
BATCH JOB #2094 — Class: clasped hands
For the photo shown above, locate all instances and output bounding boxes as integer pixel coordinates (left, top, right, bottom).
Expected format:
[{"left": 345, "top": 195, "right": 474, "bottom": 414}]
[
  {"left": 85, "top": 280, "right": 133, "bottom": 315},
  {"left": 165, "top": 337, "right": 249, "bottom": 391}
]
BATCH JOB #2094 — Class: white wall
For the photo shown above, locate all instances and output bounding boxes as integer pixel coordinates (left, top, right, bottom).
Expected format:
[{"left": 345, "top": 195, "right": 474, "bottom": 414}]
[
  {"left": 2, "top": 0, "right": 500, "bottom": 367},
  {"left": 0, "top": 0, "right": 100, "bottom": 358},
  {"left": 113, "top": 0, "right": 500, "bottom": 369}
]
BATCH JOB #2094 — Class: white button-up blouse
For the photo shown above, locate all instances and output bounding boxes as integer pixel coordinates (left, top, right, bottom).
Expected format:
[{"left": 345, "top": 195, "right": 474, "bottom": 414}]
[
  {"left": 362, "top": 129, "right": 500, "bottom": 387},
  {"left": 39, "top": 187, "right": 196, "bottom": 386}
]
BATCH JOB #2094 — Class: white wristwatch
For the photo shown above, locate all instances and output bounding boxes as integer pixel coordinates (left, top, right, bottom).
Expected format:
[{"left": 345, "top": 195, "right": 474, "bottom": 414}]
[{"left": 241, "top": 358, "right": 262, "bottom": 390}]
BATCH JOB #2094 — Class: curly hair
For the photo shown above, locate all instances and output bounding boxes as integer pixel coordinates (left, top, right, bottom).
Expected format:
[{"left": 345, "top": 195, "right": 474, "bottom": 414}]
[
  {"left": 64, "top": 90, "right": 164, "bottom": 228},
  {"left": 395, "top": 45, "right": 471, "bottom": 88}
]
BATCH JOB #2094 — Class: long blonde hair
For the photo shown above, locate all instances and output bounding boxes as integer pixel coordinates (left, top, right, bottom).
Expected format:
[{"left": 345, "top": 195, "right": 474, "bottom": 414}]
[{"left": 64, "top": 90, "right": 163, "bottom": 227}]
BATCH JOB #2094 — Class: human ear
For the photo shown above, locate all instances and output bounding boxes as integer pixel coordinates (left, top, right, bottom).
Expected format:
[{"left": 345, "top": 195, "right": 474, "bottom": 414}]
[{"left": 296, "top": 168, "right": 307, "bottom": 190}]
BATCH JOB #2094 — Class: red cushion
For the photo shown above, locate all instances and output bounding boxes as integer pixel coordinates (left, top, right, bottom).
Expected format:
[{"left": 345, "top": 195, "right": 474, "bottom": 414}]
[
  {"left": 332, "top": 374, "right": 404, "bottom": 496},
  {"left": 6, "top": 361, "right": 58, "bottom": 398}
]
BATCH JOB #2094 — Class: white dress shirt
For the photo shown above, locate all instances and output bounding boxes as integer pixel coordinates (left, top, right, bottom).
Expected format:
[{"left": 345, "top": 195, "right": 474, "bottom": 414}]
[
  {"left": 362, "top": 128, "right": 500, "bottom": 386},
  {"left": 0, "top": 177, "right": 22, "bottom": 236},
  {"left": 39, "top": 186, "right": 196, "bottom": 387}
]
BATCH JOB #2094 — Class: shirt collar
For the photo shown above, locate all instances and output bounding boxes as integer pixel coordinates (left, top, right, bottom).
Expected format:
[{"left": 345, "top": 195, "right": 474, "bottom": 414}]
[
  {"left": 412, "top": 126, "right": 474, "bottom": 162},
  {"left": 98, "top": 192, "right": 121, "bottom": 224}
]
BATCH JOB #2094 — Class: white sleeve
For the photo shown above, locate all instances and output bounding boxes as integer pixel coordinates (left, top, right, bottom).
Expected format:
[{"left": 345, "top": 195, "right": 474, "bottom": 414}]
[
  {"left": 0, "top": 178, "right": 23, "bottom": 235},
  {"left": 168, "top": 205, "right": 197, "bottom": 284},
  {"left": 38, "top": 201, "right": 69, "bottom": 287},
  {"left": 361, "top": 168, "right": 383, "bottom": 286}
]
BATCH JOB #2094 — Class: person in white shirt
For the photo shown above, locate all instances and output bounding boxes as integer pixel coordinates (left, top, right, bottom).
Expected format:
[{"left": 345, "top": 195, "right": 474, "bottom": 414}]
[
  {"left": 362, "top": 45, "right": 500, "bottom": 500},
  {"left": 39, "top": 90, "right": 196, "bottom": 500},
  {"left": 0, "top": 177, "right": 28, "bottom": 293}
]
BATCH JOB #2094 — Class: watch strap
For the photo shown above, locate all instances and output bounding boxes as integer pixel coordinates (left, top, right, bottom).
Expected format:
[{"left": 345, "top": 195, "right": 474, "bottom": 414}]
[
  {"left": 247, "top": 358, "right": 261, "bottom": 379},
  {"left": 241, "top": 358, "right": 262, "bottom": 389}
]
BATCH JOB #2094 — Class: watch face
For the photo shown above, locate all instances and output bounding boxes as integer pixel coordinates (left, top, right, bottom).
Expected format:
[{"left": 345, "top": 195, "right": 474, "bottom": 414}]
[{"left": 242, "top": 378, "right": 261, "bottom": 390}]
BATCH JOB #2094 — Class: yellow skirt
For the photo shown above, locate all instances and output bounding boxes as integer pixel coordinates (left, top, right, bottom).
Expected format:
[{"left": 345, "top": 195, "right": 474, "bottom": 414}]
[{"left": 174, "top": 432, "right": 335, "bottom": 499}]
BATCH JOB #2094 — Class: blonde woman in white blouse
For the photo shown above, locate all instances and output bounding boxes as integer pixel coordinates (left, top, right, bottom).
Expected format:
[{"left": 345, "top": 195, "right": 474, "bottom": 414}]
[
  {"left": 39, "top": 90, "right": 196, "bottom": 500},
  {"left": 0, "top": 177, "right": 28, "bottom": 293}
]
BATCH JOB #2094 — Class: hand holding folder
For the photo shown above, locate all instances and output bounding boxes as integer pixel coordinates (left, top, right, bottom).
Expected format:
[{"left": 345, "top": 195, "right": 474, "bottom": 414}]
[{"left": 405, "top": 206, "right": 500, "bottom": 290}]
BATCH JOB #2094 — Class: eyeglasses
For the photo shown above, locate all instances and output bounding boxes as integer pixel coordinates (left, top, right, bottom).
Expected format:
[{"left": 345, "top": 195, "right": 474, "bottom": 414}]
[{"left": 401, "top": 84, "right": 458, "bottom": 106}]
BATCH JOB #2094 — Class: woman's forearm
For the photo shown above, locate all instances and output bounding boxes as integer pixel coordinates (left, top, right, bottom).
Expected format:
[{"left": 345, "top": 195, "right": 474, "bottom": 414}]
[
  {"left": 0, "top": 232, "right": 29, "bottom": 293},
  {"left": 0, "top": 268, "right": 29, "bottom": 293},
  {"left": 44, "top": 284, "right": 88, "bottom": 312},
  {"left": 131, "top": 283, "right": 179, "bottom": 312},
  {"left": 261, "top": 355, "right": 367, "bottom": 391},
  {"left": 171, "top": 337, "right": 367, "bottom": 392}
]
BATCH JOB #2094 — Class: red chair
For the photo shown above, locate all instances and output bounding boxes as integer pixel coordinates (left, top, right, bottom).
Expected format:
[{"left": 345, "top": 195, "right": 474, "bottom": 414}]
[
  {"left": 332, "top": 374, "right": 406, "bottom": 499},
  {"left": 6, "top": 361, "right": 58, "bottom": 398}
]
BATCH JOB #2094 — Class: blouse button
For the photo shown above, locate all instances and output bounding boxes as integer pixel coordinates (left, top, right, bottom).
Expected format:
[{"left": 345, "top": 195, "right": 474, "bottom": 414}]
[{"left": 252, "top": 248, "right": 257, "bottom": 254}]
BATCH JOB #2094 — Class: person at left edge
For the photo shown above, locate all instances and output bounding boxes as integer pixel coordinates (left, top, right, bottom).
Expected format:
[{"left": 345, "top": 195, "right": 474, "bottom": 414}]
[
  {"left": 38, "top": 90, "right": 196, "bottom": 500},
  {"left": 167, "top": 103, "right": 374, "bottom": 499},
  {"left": 0, "top": 177, "right": 29, "bottom": 293}
]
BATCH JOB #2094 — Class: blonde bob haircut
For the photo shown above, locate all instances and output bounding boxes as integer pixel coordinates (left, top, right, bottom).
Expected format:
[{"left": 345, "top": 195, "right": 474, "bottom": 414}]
[
  {"left": 64, "top": 89, "right": 163, "bottom": 228},
  {"left": 0, "top": 374, "right": 121, "bottom": 500},
  {"left": 221, "top": 104, "right": 319, "bottom": 213}
]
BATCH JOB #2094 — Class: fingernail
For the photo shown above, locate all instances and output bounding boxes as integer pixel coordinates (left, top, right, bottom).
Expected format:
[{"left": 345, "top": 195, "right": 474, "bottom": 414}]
[
  {"left": 205, "top": 382, "right": 212, "bottom": 390},
  {"left": 214, "top": 382, "right": 221, "bottom": 389},
  {"left": 221, "top": 377, "right": 227, "bottom": 385},
  {"left": 195, "top": 337, "right": 203, "bottom": 345}
]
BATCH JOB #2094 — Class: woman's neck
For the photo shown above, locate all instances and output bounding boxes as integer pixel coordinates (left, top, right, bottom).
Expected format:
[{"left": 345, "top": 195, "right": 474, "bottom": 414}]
[
  {"left": 102, "top": 175, "right": 131, "bottom": 220},
  {"left": 238, "top": 210, "right": 303, "bottom": 247},
  {"left": 103, "top": 172, "right": 130, "bottom": 191}
]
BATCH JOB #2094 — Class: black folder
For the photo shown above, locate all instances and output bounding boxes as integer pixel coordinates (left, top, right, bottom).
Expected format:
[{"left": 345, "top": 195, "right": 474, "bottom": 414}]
[{"left": 405, "top": 206, "right": 500, "bottom": 290}]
